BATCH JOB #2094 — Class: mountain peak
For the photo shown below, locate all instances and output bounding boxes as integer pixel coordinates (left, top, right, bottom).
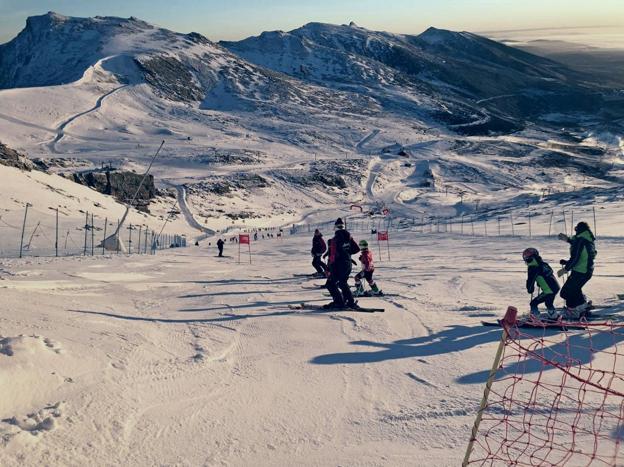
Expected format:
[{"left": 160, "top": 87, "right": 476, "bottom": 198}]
[{"left": 417, "top": 26, "right": 463, "bottom": 44}]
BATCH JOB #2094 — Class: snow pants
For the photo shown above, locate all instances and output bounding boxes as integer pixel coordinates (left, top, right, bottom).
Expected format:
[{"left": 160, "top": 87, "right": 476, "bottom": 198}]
[
  {"left": 560, "top": 270, "right": 592, "bottom": 308},
  {"left": 530, "top": 292, "right": 556, "bottom": 311},
  {"left": 312, "top": 255, "right": 327, "bottom": 274},
  {"left": 326, "top": 268, "right": 354, "bottom": 307}
]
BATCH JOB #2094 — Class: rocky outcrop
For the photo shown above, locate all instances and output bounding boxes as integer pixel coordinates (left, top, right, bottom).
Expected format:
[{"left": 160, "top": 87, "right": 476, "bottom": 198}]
[
  {"left": 73, "top": 170, "right": 155, "bottom": 211},
  {"left": 0, "top": 142, "right": 38, "bottom": 171}
]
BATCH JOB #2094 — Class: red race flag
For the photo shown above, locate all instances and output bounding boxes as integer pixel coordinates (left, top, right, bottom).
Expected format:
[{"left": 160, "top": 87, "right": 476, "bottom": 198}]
[
  {"left": 377, "top": 231, "right": 388, "bottom": 241},
  {"left": 239, "top": 234, "right": 250, "bottom": 244}
]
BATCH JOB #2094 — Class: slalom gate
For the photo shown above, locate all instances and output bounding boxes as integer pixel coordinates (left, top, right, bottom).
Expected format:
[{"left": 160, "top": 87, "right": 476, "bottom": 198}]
[{"left": 463, "top": 307, "right": 624, "bottom": 466}]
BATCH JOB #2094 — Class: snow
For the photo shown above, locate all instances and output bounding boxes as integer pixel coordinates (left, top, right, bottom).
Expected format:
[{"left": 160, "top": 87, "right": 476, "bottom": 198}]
[
  {"left": 1, "top": 227, "right": 623, "bottom": 465},
  {"left": 0, "top": 12, "right": 623, "bottom": 466}
]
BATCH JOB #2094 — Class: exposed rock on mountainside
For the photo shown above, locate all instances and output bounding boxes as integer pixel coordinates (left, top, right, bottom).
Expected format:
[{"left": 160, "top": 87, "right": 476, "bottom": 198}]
[
  {"left": 0, "top": 142, "right": 38, "bottom": 171},
  {"left": 72, "top": 170, "right": 156, "bottom": 210}
]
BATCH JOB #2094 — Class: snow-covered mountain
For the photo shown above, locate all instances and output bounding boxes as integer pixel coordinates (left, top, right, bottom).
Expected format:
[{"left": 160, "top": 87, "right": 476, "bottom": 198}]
[
  {"left": 0, "top": 12, "right": 621, "bottom": 232},
  {"left": 0, "top": 12, "right": 376, "bottom": 114},
  {"left": 221, "top": 22, "right": 602, "bottom": 131}
]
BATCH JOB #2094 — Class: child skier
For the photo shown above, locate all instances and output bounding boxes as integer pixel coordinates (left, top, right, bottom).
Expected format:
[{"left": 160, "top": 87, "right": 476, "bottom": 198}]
[
  {"left": 522, "top": 248, "right": 560, "bottom": 319},
  {"left": 311, "top": 229, "right": 328, "bottom": 277},
  {"left": 354, "top": 240, "right": 382, "bottom": 297}
]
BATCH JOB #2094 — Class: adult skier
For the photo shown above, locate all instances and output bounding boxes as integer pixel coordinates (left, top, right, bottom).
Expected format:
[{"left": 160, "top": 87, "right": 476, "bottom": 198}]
[
  {"left": 311, "top": 229, "right": 328, "bottom": 277},
  {"left": 354, "top": 240, "right": 383, "bottom": 297},
  {"left": 522, "top": 248, "right": 559, "bottom": 319},
  {"left": 557, "top": 221, "right": 597, "bottom": 318},
  {"left": 323, "top": 218, "right": 360, "bottom": 309},
  {"left": 217, "top": 238, "right": 224, "bottom": 257}
]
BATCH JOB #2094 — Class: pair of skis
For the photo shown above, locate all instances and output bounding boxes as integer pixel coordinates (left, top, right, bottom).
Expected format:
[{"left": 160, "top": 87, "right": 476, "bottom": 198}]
[
  {"left": 288, "top": 303, "right": 385, "bottom": 313},
  {"left": 482, "top": 309, "right": 619, "bottom": 329}
]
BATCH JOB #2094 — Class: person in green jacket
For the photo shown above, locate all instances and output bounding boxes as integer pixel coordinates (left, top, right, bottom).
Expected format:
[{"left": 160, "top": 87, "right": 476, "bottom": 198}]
[
  {"left": 557, "top": 221, "right": 597, "bottom": 317},
  {"left": 523, "top": 248, "right": 560, "bottom": 319}
]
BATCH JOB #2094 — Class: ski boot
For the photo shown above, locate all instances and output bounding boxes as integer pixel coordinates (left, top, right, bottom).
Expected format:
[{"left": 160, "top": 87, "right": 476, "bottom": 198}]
[
  {"left": 323, "top": 301, "right": 344, "bottom": 310},
  {"left": 345, "top": 301, "right": 360, "bottom": 311},
  {"left": 370, "top": 283, "right": 384, "bottom": 296},
  {"left": 546, "top": 308, "right": 560, "bottom": 320},
  {"left": 563, "top": 303, "right": 589, "bottom": 320},
  {"left": 529, "top": 306, "right": 541, "bottom": 320},
  {"left": 353, "top": 283, "right": 365, "bottom": 297}
]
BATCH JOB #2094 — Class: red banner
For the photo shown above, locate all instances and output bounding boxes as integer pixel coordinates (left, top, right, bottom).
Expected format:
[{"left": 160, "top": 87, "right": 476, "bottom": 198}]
[
  {"left": 377, "top": 231, "right": 388, "bottom": 241},
  {"left": 239, "top": 234, "right": 250, "bottom": 245}
]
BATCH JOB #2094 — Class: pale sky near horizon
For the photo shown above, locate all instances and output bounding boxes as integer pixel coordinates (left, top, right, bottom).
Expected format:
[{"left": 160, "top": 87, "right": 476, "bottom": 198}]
[{"left": 0, "top": 0, "right": 622, "bottom": 45}]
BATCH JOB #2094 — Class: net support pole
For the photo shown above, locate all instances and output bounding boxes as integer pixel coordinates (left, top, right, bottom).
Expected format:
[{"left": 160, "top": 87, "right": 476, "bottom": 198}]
[
  {"left": 462, "top": 306, "right": 518, "bottom": 467},
  {"left": 83, "top": 212, "right": 89, "bottom": 256},
  {"left": 91, "top": 213, "right": 95, "bottom": 256}
]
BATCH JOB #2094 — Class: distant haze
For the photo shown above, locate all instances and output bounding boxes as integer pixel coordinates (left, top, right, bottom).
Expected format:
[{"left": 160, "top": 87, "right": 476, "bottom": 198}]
[
  {"left": 484, "top": 26, "right": 624, "bottom": 50},
  {"left": 0, "top": 0, "right": 623, "bottom": 46}
]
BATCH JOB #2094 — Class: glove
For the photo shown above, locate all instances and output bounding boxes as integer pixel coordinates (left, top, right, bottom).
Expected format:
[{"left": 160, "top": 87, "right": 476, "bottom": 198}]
[
  {"left": 557, "top": 268, "right": 566, "bottom": 277},
  {"left": 557, "top": 233, "right": 569, "bottom": 242},
  {"left": 559, "top": 259, "right": 568, "bottom": 266}
]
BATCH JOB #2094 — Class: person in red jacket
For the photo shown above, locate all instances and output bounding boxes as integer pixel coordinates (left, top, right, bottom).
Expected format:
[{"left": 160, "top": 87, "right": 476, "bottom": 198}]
[{"left": 354, "top": 240, "right": 383, "bottom": 296}]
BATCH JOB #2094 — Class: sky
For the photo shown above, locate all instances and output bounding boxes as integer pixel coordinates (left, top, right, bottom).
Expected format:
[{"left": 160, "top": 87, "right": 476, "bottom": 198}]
[{"left": 0, "top": 0, "right": 623, "bottom": 44}]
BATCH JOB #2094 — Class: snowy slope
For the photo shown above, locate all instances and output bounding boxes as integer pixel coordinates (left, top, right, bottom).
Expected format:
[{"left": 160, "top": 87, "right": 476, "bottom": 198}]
[{"left": 1, "top": 226, "right": 624, "bottom": 466}]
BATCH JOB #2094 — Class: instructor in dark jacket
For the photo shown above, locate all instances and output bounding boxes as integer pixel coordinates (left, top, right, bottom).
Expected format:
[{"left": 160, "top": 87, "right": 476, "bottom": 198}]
[
  {"left": 557, "top": 221, "right": 596, "bottom": 315},
  {"left": 323, "top": 218, "right": 360, "bottom": 309}
]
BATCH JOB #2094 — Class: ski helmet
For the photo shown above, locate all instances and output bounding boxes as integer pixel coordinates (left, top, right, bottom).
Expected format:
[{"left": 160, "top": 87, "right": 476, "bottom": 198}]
[
  {"left": 574, "top": 221, "right": 590, "bottom": 234},
  {"left": 334, "top": 218, "right": 345, "bottom": 230},
  {"left": 359, "top": 240, "right": 369, "bottom": 249},
  {"left": 314, "top": 229, "right": 321, "bottom": 236},
  {"left": 522, "top": 247, "right": 539, "bottom": 262}
]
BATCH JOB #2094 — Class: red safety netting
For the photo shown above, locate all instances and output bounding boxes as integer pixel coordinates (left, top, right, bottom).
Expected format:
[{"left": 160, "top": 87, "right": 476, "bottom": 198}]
[{"left": 467, "top": 319, "right": 624, "bottom": 466}]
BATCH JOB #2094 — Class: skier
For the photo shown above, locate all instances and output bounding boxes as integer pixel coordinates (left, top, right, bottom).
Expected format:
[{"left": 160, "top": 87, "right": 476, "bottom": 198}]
[
  {"left": 323, "top": 218, "right": 360, "bottom": 309},
  {"left": 217, "top": 238, "right": 224, "bottom": 257},
  {"left": 522, "top": 248, "right": 559, "bottom": 319},
  {"left": 354, "top": 240, "right": 383, "bottom": 297},
  {"left": 557, "top": 221, "right": 597, "bottom": 318},
  {"left": 311, "top": 229, "right": 328, "bottom": 277}
]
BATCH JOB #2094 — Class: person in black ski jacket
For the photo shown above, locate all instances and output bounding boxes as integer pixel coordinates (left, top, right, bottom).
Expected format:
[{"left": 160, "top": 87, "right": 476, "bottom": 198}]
[
  {"left": 311, "top": 229, "right": 328, "bottom": 276},
  {"left": 324, "top": 218, "right": 360, "bottom": 309},
  {"left": 522, "top": 248, "right": 560, "bottom": 318},
  {"left": 557, "top": 221, "right": 596, "bottom": 316},
  {"left": 217, "top": 238, "right": 224, "bottom": 257}
]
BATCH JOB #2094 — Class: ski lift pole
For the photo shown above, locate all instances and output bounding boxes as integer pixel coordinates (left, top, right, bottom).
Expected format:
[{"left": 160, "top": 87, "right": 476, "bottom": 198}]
[
  {"left": 102, "top": 218, "right": 107, "bottom": 255},
  {"left": 106, "top": 140, "right": 165, "bottom": 248},
  {"left": 19, "top": 203, "right": 31, "bottom": 258},
  {"left": 55, "top": 207, "right": 59, "bottom": 257}
]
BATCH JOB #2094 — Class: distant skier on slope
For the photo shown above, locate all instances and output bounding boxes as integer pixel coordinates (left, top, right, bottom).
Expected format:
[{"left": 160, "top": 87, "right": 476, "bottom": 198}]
[
  {"left": 323, "top": 218, "right": 360, "bottom": 309},
  {"left": 557, "top": 221, "right": 597, "bottom": 318},
  {"left": 217, "top": 238, "right": 224, "bottom": 257},
  {"left": 311, "top": 229, "right": 328, "bottom": 277},
  {"left": 354, "top": 240, "right": 383, "bottom": 297},
  {"left": 522, "top": 248, "right": 559, "bottom": 319}
]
